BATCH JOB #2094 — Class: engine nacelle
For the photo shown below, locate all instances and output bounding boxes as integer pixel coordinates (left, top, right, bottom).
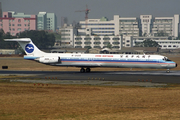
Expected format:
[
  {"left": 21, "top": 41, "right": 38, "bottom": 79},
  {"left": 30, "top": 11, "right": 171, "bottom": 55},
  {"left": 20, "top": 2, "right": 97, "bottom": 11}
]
[{"left": 38, "top": 57, "right": 61, "bottom": 64}]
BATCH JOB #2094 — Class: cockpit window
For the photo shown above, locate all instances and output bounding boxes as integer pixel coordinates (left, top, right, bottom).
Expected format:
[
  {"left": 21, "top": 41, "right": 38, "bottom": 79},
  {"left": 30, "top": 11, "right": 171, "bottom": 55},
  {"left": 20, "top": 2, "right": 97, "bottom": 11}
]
[
  {"left": 166, "top": 59, "right": 171, "bottom": 61},
  {"left": 163, "top": 57, "right": 171, "bottom": 61}
]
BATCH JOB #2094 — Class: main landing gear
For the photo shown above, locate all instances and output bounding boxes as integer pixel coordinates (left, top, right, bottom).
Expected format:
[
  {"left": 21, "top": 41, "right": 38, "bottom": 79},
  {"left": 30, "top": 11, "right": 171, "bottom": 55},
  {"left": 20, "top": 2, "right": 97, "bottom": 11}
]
[
  {"left": 80, "top": 67, "right": 91, "bottom": 73},
  {"left": 166, "top": 69, "right": 170, "bottom": 73}
]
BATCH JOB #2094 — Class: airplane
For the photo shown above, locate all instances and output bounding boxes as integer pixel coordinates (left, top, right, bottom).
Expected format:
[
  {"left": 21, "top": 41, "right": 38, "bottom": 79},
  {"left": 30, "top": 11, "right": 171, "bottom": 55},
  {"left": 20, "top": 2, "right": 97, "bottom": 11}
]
[{"left": 4, "top": 38, "right": 177, "bottom": 73}]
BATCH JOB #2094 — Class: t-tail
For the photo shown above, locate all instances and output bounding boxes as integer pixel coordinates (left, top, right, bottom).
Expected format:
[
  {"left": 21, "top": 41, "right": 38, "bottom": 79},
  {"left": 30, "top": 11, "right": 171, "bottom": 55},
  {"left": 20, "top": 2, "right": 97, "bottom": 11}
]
[{"left": 4, "top": 38, "right": 45, "bottom": 60}]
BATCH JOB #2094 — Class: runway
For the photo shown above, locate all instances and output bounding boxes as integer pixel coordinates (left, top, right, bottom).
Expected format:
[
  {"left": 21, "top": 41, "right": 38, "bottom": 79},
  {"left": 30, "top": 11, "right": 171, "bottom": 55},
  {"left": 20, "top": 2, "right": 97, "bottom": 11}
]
[{"left": 0, "top": 70, "right": 180, "bottom": 84}]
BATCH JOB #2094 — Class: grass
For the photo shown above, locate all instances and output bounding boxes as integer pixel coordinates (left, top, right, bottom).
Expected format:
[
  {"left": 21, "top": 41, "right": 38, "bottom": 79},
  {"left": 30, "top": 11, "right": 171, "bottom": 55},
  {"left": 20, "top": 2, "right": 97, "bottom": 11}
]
[{"left": 0, "top": 83, "right": 180, "bottom": 120}]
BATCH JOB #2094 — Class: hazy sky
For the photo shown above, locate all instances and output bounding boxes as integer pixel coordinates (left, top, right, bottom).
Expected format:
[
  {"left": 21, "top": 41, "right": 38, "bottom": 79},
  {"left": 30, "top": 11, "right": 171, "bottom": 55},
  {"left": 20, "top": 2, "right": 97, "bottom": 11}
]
[{"left": 1, "top": 0, "right": 180, "bottom": 26}]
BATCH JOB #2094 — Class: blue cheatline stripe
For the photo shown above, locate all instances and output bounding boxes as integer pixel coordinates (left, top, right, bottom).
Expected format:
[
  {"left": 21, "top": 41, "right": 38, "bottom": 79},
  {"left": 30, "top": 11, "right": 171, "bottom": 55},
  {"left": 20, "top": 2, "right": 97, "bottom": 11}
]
[{"left": 61, "top": 59, "right": 159, "bottom": 63}]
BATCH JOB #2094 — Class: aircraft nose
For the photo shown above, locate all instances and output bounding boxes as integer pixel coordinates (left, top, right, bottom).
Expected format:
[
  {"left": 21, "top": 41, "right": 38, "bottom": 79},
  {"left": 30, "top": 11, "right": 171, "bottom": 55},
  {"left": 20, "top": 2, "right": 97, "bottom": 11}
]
[{"left": 176, "top": 63, "right": 178, "bottom": 67}]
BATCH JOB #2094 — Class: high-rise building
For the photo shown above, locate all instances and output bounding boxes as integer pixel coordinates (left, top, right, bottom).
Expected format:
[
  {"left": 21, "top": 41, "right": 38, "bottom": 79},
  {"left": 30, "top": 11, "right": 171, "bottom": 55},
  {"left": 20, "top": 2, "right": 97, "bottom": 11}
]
[
  {"left": 140, "top": 15, "right": 153, "bottom": 36},
  {"left": 37, "top": 12, "right": 47, "bottom": 31},
  {"left": 47, "top": 13, "right": 57, "bottom": 32},
  {"left": 140, "top": 14, "right": 179, "bottom": 37},
  {"left": 58, "top": 24, "right": 77, "bottom": 47},
  {"left": 37, "top": 12, "right": 57, "bottom": 32},
  {"left": 79, "top": 17, "right": 115, "bottom": 36},
  {"left": 79, "top": 16, "right": 140, "bottom": 37},
  {"left": 117, "top": 16, "right": 140, "bottom": 37}
]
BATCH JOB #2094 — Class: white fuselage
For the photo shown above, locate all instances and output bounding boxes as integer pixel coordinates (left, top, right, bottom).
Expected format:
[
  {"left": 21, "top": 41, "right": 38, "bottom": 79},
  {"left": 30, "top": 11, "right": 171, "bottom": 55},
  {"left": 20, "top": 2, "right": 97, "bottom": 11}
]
[{"left": 24, "top": 53, "right": 177, "bottom": 69}]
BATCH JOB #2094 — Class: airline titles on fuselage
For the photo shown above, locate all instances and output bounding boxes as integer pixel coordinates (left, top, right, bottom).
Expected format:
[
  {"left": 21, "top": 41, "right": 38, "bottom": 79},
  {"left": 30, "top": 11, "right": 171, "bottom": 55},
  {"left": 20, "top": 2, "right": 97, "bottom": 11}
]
[
  {"left": 95, "top": 55, "right": 113, "bottom": 57},
  {"left": 95, "top": 54, "right": 151, "bottom": 59}
]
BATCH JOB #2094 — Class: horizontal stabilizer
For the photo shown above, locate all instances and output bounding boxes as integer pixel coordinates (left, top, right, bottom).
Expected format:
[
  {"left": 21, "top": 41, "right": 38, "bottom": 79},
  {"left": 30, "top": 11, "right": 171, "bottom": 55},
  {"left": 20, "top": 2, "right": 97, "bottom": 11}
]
[{"left": 4, "top": 38, "right": 31, "bottom": 42}]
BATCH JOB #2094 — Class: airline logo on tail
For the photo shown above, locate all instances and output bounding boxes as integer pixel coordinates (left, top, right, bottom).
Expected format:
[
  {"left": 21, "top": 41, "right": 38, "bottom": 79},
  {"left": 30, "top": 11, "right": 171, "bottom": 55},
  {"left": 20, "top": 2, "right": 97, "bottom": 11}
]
[{"left": 25, "top": 44, "right": 34, "bottom": 53}]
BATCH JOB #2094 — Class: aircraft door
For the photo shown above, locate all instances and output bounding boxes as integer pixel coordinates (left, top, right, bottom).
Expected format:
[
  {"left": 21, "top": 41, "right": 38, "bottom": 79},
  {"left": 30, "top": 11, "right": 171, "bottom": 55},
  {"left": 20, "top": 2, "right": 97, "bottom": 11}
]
[{"left": 58, "top": 57, "right": 61, "bottom": 63}]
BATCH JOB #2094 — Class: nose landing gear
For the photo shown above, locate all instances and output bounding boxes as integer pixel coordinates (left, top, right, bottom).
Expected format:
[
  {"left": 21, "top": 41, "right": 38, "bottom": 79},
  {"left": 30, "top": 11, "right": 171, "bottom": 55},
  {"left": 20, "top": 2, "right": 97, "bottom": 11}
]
[{"left": 80, "top": 67, "right": 91, "bottom": 73}]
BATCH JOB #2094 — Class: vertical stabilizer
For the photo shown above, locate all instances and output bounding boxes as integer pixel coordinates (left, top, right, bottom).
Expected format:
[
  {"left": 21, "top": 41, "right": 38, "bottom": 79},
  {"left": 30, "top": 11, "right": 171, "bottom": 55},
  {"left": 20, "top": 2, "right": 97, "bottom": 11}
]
[{"left": 4, "top": 38, "right": 45, "bottom": 57}]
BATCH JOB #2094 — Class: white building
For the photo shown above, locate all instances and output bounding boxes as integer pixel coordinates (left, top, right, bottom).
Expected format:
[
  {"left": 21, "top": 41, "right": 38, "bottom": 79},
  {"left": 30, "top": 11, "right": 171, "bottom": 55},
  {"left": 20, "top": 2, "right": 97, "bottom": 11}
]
[
  {"left": 117, "top": 16, "right": 140, "bottom": 37},
  {"left": 78, "top": 17, "right": 115, "bottom": 36},
  {"left": 157, "top": 40, "right": 180, "bottom": 49},
  {"left": 122, "top": 36, "right": 133, "bottom": 47},
  {"left": 57, "top": 24, "right": 77, "bottom": 47},
  {"left": 79, "top": 14, "right": 179, "bottom": 38},
  {"left": 79, "top": 16, "right": 140, "bottom": 37},
  {"left": 134, "top": 40, "right": 180, "bottom": 49},
  {"left": 140, "top": 14, "right": 179, "bottom": 37},
  {"left": 140, "top": 15, "right": 153, "bottom": 36},
  {"left": 133, "top": 36, "right": 168, "bottom": 41},
  {"left": 74, "top": 35, "right": 122, "bottom": 50}
]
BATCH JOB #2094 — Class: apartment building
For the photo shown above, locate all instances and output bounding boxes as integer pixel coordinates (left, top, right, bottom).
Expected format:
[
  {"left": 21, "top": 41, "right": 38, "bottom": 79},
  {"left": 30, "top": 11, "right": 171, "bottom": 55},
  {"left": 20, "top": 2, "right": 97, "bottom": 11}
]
[
  {"left": 0, "top": 11, "right": 57, "bottom": 35},
  {"left": 46, "top": 13, "right": 57, "bottom": 32},
  {"left": 140, "top": 14, "right": 179, "bottom": 37},
  {"left": 57, "top": 24, "right": 78, "bottom": 47},
  {"left": 122, "top": 36, "right": 133, "bottom": 47},
  {"left": 118, "top": 16, "right": 140, "bottom": 37},
  {"left": 78, "top": 17, "right": 115, "bottom": 36},
  {"left": 37, "top": 12, "right": 57, "bottom": 32},
  {"left": 140, "top": 15, "right": 153, "bottom": 36},
  {"left": 37, "top": 12, "right": 46, "bottom": 31},
  {"left": 74, "top": 35, "right": 122, "bottom": 50},
  {"left": 0, "top": 12, "right": 36, "bottom": 35},
  {"left": 78, "top": 16, "right": 140, "bottom": 37}
]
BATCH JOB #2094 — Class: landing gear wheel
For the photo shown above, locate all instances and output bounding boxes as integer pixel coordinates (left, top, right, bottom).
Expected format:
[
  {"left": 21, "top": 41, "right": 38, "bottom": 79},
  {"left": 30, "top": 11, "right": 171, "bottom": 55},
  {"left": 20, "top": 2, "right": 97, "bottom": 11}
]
[
  {"left": 86, "top": 68, "right": 91, "bottom": 73},
  {"left": 166, "top": 69, "right": 170, "bottom": 73},
  {"left": 80, "top": 68, "right": 85, "bottom": 73}
]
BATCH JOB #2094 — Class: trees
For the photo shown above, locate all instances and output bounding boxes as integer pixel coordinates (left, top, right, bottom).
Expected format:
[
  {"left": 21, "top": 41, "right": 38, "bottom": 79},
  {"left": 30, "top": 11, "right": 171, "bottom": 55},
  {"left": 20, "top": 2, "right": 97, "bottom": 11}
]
[
  {"left": 0, "top": 30, "right": 55, "bottom": 49},
  {"left": 135, "top": 39, "right": 159, "bottom": 47},
  {"left": 135, "top": 42, "right": 143, "bottom": 47},
  {"left": 143, "top": 39, "right": 159, "bottom": 47},
  {"left": 0, "top": 30, "right": 18, "bottom": 49},
  {"left": 18, "top": 30, "right": 55, "bottom": 48}
]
